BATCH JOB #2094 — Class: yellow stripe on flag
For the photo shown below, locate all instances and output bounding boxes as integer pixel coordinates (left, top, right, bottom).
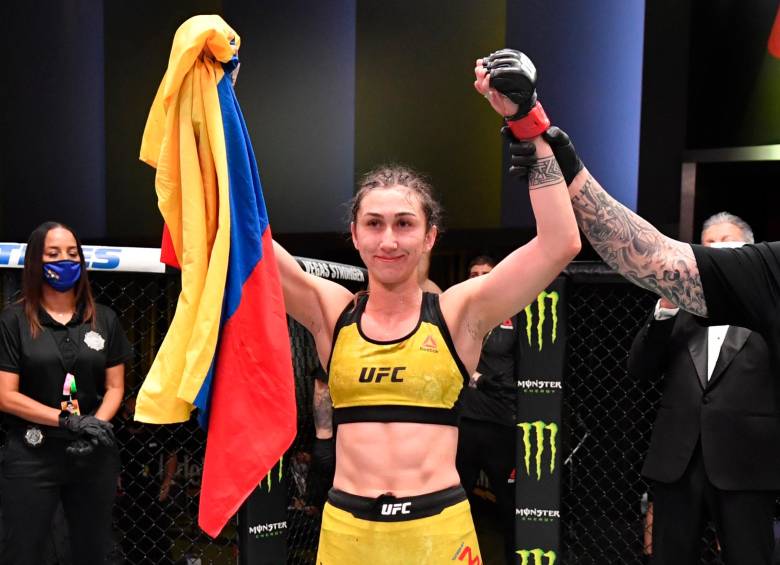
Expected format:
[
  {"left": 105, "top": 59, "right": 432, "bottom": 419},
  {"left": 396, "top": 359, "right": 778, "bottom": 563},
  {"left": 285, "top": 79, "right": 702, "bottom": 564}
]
[{"left": 136, "top": 15, "right": 239, "bottom": 423}]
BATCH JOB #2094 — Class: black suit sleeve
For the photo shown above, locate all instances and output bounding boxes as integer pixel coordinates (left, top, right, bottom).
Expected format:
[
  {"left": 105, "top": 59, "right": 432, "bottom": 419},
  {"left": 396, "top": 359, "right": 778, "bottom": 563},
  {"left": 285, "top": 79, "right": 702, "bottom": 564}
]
[{"left": 627, "top": 310, "right": 677, "bottom": 380}]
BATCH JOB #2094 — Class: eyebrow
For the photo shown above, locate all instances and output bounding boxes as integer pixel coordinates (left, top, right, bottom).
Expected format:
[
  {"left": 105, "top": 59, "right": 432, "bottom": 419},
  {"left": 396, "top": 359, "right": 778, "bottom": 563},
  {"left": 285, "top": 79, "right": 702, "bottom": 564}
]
[{"left": 362, "top": 212, "right": 417, "bottom": 218}]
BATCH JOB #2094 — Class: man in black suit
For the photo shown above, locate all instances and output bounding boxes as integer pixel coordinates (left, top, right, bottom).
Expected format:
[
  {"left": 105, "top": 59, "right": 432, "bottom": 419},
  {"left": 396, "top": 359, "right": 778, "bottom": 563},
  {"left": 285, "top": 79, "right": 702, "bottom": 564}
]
[{"left": 628, "top": 212, "right": 777, "bottom": 565}]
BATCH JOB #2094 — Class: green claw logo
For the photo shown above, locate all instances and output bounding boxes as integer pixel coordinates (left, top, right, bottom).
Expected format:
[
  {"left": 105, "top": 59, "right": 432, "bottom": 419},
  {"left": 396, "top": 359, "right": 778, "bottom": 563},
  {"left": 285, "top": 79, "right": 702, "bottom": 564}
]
[
  {"left": 524, "top": 291, "right": 559, "bottom": 351},
  {"left": 516, "top": 549, "right": 556, "bottom": 565},
  {"left": 518, "top": 421, "right": 558, "bottom": 480},
  {"left": 261, "top": 456, "right": 284, "bottom": 492},
  {"left": 525, "top": 290, "right": 560, "bottom": 351}
]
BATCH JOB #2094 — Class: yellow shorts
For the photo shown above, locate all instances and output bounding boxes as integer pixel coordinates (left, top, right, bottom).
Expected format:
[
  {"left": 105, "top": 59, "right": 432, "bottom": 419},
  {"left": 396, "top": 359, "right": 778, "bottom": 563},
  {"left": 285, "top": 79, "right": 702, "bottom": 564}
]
[{"left": 316, "top": 486, "right": 482, "bottom": 565}]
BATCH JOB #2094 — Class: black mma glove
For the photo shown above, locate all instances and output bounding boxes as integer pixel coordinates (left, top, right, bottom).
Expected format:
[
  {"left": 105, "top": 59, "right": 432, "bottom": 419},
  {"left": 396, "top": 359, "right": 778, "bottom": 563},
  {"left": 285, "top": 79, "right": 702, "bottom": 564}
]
[
  {"left": 66, "top": 438, "right": 96, "bottom": 457},
  {"left": 309, "top": 437, "right": 336, "bottom": 508},
  {"left": 59, "top": 412, "right": 116, "bottom": 448},
  {"left": 542, "top": 127, "right": 584, "bottom": 186},
  {"left": 312, "top": 437, "right": 336, "bottom": 480},
  {"left": 502, "top": 126, "right": 537, "bottom": 178},
  {"left": 484, "top": 49, "right": 550, "bottom": 140}
]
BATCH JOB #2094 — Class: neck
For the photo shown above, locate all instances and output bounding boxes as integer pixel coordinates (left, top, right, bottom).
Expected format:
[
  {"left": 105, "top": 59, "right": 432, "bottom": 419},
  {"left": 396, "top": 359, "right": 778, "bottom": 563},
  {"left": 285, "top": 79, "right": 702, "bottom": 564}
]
[
  {"left": 41, "top": 286, "right": 77, "bottom": 314},
  {"left": 365, "top": 277, "right": 423, "bottom": 316}
]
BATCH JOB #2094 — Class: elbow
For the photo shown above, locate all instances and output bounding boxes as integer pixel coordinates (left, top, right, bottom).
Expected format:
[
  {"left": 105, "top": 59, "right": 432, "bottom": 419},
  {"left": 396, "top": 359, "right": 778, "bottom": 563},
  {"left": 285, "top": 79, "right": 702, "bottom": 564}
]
[
  {"left": 555, "top": 232, "right": 581, "bottom": 265},
  {"left": 567, "top": 233, "right": 582, "bottom": 260},
  {"left": 539, "top": 230, "right": 581, "bottom": 266},
  {"left": 0, "top": 389, "right": 14, "bottom": 413}
]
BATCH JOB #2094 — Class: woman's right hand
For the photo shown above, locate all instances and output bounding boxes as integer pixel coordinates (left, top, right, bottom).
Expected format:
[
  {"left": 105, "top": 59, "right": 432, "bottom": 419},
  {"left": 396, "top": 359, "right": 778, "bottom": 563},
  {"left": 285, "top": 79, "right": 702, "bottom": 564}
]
[
  {"left": 60, "top": 413, "right": 116, "bottom": 447},
  {"left": 474, "top": 57, "right": 519, "bottom": 118}
]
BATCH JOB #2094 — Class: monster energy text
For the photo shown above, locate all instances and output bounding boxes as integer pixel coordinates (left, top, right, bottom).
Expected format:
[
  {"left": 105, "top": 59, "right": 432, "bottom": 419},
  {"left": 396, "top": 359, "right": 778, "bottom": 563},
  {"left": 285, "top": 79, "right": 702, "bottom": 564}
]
[
  {"left": 517, "top": 379, "right": 562, "bottom": 394},
  {"left": 515, "top": 507, "right": 561, "bottom": 522},
  {"left": 524, "top": 291, "right": 559, "bottom": 351}
]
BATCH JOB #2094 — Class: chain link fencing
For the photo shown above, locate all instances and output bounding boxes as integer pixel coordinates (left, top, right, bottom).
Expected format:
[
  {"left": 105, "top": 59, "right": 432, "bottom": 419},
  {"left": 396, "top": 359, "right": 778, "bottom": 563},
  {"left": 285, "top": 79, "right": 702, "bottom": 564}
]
[
  {"left": 562, "top": 265, "right": 723, "bottom": 565},
  {"left": 0, "top": 263, "right": 743, "bottom": 564}
]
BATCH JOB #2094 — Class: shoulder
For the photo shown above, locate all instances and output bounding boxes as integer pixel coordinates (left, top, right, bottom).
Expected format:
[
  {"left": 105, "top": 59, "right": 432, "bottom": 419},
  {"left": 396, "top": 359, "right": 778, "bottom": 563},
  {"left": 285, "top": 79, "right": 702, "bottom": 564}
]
[
  {"left": 93, "top": 303, "right": 119, "bottom": 320},
  {"left": 0, "top": 303, "right": 25, "bottom": 326},
  {"left": 92, "top": 303, "right": 123, "bottom": 331},
  {"left": 693, "top": 242, "right": 778, "bottom": 268}
]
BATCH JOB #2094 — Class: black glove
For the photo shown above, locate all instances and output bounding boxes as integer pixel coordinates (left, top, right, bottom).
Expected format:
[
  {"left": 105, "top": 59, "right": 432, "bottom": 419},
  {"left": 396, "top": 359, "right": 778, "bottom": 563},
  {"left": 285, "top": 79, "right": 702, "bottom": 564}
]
[
  {"left": 542, "top": 127, "right": 584, "bottom": 185},
  {"left": 59, "top": 412, "right": 115, "bottom": 448},
  {"left": 309, "top": 437, "right": 336, "bottom": 508},
  {"left": 65, "top": 438, "right": 96, "bottom": 457},
  {"left": 484, "top": 49, "right": 538, "bottom": 120},
  {"left": 502, "top": 126, "right": 537, "bottom": 178},
  {"left": 312, "top": 437, "right": 335, "bottom": 480}
]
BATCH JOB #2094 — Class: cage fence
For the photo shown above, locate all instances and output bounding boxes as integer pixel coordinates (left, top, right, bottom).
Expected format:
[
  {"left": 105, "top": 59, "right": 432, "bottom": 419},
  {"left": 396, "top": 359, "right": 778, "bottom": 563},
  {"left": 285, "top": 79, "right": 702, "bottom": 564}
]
[{"left": 0, "top": 264, "right": 738, "bottom": 564}]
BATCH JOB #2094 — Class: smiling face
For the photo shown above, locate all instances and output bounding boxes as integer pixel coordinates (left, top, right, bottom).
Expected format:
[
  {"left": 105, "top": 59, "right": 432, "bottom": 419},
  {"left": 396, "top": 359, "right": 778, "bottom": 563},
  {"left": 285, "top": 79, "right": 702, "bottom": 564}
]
[{"left": 351, "top": 185, "right": 437, "bottom": 286}]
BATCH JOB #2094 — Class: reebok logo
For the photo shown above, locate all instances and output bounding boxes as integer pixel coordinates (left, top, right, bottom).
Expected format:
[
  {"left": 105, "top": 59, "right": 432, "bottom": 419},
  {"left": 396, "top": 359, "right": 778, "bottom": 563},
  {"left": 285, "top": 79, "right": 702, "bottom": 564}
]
[
  {"left": 358, "top": 366, "right": 405, "bottom": 383},
  {"left": 420, "top": 334, "right": 438, "bottom": 352},
  {"left": 380, "top": 502, "right": 411, "bottom": 516}
]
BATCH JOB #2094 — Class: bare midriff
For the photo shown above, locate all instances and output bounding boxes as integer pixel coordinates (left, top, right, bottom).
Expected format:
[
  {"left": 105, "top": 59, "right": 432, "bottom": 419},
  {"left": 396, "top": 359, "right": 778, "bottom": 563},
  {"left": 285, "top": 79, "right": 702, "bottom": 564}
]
[{"left": 333, "top": 421, "right": 460, "bottom": 497}]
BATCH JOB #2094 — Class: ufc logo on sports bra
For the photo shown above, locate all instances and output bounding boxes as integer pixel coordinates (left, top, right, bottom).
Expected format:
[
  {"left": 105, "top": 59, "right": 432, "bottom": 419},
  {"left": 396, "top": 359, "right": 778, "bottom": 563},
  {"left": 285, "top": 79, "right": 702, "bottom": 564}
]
[
  {"left": 358, "top": 366, "right": 406, "bottom": 383},
  {"left": 380, "top": 502, "right": 411, "bottom": 516}
]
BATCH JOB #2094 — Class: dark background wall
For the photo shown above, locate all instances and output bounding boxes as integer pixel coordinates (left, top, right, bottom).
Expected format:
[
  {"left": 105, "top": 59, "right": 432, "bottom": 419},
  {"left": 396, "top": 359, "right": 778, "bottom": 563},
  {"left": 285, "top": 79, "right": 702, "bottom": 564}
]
[
  {"left": 1, "top": 0, "right": 778, "bottom": 284},
  {"left": 1, "top": 1, "right": 108, "bottom": 241}
]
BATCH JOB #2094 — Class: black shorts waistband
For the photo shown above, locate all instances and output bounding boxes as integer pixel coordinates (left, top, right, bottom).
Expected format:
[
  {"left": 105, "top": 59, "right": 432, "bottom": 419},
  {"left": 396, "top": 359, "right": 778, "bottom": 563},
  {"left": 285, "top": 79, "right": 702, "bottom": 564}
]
[{"left": 327, "top": 485, "right": 466, "bottom": 522}]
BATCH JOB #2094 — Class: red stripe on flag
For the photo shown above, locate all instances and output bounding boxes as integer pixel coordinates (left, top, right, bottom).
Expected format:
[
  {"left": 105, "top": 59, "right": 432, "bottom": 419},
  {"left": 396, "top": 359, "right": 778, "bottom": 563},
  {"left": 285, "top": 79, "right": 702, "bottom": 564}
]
[
  {"left": 160, "top": 223, "right": 181, "bottom": 269},
  {"left": 198, "top": 229, "right": 296, "bottom": 536},
  {"left": 770, "top": 4, "right": 780, "bottom": 59}
]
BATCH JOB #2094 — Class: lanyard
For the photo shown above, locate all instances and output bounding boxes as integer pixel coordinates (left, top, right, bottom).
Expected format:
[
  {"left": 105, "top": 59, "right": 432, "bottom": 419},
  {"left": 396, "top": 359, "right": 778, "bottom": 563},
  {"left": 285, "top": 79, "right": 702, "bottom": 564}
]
[{"left": 62, "top": 372, "right": 78, "bottom": 396}]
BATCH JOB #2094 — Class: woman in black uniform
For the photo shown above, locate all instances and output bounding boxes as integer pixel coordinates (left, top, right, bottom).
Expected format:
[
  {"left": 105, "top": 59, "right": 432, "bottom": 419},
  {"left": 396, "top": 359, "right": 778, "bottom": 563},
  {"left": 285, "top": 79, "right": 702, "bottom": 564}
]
[{"left": 0, "top": 221, "right": 132, "bottom": 565}]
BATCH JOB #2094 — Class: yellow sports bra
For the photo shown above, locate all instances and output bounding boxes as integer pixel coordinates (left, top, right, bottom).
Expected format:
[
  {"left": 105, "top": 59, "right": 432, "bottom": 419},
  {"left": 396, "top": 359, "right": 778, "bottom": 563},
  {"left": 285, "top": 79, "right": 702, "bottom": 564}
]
[{"left": 326, "top": 292, "right": 469, "bottom": 426}]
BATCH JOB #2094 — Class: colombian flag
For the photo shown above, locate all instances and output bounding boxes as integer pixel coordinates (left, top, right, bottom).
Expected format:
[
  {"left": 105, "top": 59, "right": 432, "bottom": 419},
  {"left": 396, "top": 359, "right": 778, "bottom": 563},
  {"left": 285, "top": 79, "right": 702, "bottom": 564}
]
[{"left": 138, "top": 15, "right": 296, "bottom": 536}]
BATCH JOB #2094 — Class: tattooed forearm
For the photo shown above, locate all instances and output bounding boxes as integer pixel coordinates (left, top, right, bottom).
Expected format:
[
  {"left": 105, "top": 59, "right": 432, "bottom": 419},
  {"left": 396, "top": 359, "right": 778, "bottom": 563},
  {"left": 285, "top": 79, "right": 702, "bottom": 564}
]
[
  {"left": 313, "top": 380, "right": 333, "bottom": 436},
  {"left": 528, "top": 156, "right": 564, "bottom": 190},
  {"left": 570, "top": 175, "right": 708, "bottom": 316}
]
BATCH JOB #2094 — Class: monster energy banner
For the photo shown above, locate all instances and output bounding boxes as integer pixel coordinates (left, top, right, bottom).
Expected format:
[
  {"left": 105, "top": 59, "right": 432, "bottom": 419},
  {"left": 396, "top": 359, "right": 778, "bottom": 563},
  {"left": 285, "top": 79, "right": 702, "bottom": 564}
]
[
  {"left": 238, "top": 459, "right": 288, "bottom": 565},
  {"left": 514, "top": 277, "right": 567, "bottom": 565}
]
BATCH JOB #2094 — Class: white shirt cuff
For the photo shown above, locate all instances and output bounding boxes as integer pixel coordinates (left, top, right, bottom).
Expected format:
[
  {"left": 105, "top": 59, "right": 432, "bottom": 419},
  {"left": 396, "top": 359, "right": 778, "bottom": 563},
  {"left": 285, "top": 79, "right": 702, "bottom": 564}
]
[{"left": 653, "top": 299, "right": 679, "bottom": 320}]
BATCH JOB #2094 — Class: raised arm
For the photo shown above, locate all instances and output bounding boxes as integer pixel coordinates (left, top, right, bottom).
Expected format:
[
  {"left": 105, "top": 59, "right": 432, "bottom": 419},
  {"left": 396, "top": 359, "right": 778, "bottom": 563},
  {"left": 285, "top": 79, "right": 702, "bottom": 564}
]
[
  {"left": 272, "top": 240, "right": 353, "bottom": 361},
  {"left": 442, "top": 51, "right": 580, "bottom": 355},
  {"left": 542, "top": 130, "right": 708, "bottom": 317},
  {"left": 448, "top": 137, "right": 580, "bottom": 336}
]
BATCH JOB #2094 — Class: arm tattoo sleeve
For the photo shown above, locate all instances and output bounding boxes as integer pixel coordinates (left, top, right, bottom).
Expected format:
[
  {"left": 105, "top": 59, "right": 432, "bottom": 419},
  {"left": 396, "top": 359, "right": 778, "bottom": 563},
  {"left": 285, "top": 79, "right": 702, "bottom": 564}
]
[
  {"left": 313, "top": 382, "right": 333, "bottom": 435},
  {"left": 528, "top": 156, "right": 564, "bottom": 190},
  {"left": 571, "top": 176, "right": 708, "bottom": 316}
]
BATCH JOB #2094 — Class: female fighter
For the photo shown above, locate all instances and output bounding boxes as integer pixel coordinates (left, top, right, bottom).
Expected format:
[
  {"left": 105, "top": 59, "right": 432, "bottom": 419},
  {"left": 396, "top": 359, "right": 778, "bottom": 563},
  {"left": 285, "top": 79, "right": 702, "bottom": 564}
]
[{"left": 273, "top": 51, "right": 579, "bottom": 563}]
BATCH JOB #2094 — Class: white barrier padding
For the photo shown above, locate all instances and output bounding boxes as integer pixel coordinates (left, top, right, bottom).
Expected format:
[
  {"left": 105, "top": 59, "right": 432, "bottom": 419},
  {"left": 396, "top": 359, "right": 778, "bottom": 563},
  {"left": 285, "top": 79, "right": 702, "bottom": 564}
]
[
  {"left": 0, "top": 244, "right": 367, "bottom": 282},
  {"left": 0, "top": 243, "right": 165, "bottom": 273},
  {"left": 295, "top": 256, "right": 365, "bottom": 282}
]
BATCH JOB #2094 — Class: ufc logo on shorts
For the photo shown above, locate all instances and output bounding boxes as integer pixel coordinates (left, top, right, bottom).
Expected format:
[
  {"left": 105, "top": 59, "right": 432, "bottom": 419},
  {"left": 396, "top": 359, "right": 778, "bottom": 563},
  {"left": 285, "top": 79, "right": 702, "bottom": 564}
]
[{"left": 380, "top": 502, "right": 411, "bottom": 516}]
